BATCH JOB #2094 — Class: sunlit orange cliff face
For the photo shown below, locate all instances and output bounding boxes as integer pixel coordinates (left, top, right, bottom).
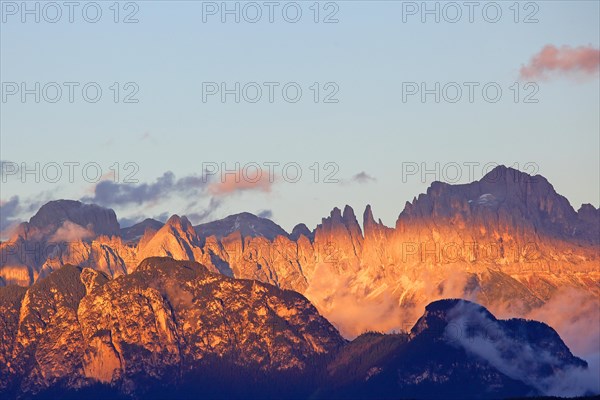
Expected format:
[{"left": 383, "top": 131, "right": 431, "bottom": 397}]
[{"left": 0, "top": 166, "right": 599, "bottom": 398}]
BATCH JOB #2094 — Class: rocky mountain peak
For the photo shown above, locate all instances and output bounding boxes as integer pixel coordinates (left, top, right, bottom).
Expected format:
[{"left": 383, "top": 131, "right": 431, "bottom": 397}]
[
  {"left": 395, "top": 165, "right": 593, "bottom": 242},
  {"left": 363, "top": 204, "right": 378, "bottom": 237},
  {"left": 166, "top": 214, "right": 187, "bottom": 227},
  {"left": 23, "top": 200, "right": 120, "bottom": 241},
  {"left": 342, "top": 205, "right": 363, "bottom": 238},
  {"left": 481, "top": 164, "right": 522, "bottom": 183},
  {"left": 410, "top": 299, "right": 497, "bottom": 338},
  {"left": 120, "top": 218, "right": 164, "bottom": 243},
  {"left": 578, "top": 203, "right": 599, "bottom": 220},
  {"left": 342, "top": 205, "right": 356, "bottom": 222},
  {"left": 290, "top": 223, "right": 314, "bottom": 241},
  {"left": 159, "top": 215, "right": 193, "bottom": 238},
  {"left": 363, "top": 204, "right": 375, "bottom": 224},
  {"left": 320, "top": 206, "right": 362, "bottom": 234},
  {"left": 329, "top": 207, "right": 343, "bottom": 222},
  {"left": 194, "top": 212, "right": 288, "bottom": 241}
]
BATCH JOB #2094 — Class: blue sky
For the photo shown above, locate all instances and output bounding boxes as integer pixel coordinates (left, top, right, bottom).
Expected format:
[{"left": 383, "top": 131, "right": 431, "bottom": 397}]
[{"left": 1, "top": 1, "right": 599, "bottom": 233}]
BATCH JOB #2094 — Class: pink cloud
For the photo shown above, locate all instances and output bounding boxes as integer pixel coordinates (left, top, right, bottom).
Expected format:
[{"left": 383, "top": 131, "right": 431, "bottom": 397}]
[
  {"left": 208, "top": 169, "right": 274, "bottom": 196},
  {"left": 49, "top": 221, "right": 95, "bottom": 242},
  {"left": 520, "top": 45, "right": 600, "bottom": 80}
]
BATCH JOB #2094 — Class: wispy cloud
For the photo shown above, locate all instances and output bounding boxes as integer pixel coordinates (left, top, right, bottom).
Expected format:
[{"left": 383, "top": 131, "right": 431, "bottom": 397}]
[
  {"left": 520, "top": 45, "right": 600, "bottom": 80},
  {"left": 0, "top": 195, "right": 53, "bottom": 239},
  {"left": 140, "top": 131, "right": 157, "bottom": 144},
  {"left": 447, "top": 301, "right": 599, "bottom": 397},
  {"left": 82, "top": 171, "right": 208, "bottom": 207},
  {"left": 48, "top": 221, "right": 95, "bottom": 242},
  {"left": 351, "top": 171, "right": 376, "bottom": 184},
  {"left": 185, "top": 198, "right": 222, "bottom": 224},
  {"left": 1, "top": 167, "right": 275, "bottom": 234},
  {"left": 0, "top": 196, "right": 21, "bottom": 236},
  {"left": 257, "top": 209, "right": 273, "bottom": 219},
  {"left": 339, "top": 171, "right": 377, "bottom": 186},
  {"left": 141, "top": 132, "right": 152, "bottom": 140},
  {"left": 82, "top": 171, "right": 229, "bottom": 226}
]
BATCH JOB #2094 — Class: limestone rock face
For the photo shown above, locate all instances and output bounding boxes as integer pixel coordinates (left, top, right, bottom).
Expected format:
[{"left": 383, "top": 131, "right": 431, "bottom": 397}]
[
  {"left": 0, "top": 200, "right": 123, "bottom": 286},
  {"left": 1, "top": 166, "right": 598, "bottom": 339},
  {"left": 0, "top": 258, "right": 344, "bottom": 396},
  {"left": 290, "top": 223, "right": 313, "bottom": 241},
  {"left": 120, "top": 218, "right": 163, "bottom": 244},
  {"left": 136, "top": 215, "right": 208, "bottom": 269},
  {"left": 23, "top": 200, "right": 120, "bottom": 241},
  {"left": 8, "top": 265, "right": 88, "bottom": 394},
  {"left": 0, "top": 285, "right": 27, "bottom": 392},
  {"left": 1, "top": 275, "right": 591, "bottom": 399},
  {"left": 194, "top": 212, "right": 288, "bottom": 241}
]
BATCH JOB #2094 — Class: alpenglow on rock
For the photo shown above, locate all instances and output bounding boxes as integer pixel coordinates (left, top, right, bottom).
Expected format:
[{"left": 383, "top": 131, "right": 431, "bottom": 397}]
[
  {"left": 1, "top": 166, "right": 598, "bottom": 339},
  {"left": 0, "top": 266, "right": 593, "bottom": 399},
  {"left": 0, "top": 258, "right": 344, "bottom": 398}
]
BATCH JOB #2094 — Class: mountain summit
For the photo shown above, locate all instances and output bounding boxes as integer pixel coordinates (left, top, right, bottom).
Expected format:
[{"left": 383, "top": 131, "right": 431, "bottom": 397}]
[
  {"left": 398, "top": 166, "right": 598, "bottom": 244},
  {"left": 15, "top": 200, "right": 120, "bottom": 242},
  {"left": 194, "top": 212, "right": 288, "bottom": 241}
]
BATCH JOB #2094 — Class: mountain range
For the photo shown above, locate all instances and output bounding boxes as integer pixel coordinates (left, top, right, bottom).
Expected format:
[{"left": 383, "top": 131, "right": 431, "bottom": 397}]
[
  {"left": 0, "top": 165, "right": 599, "bottom": 398},
  {"left": 1, "top": 166, "right": 598, "bottom": 334},
  {"left": 0, "top": 257, "right": 593, "bottom": 399}
]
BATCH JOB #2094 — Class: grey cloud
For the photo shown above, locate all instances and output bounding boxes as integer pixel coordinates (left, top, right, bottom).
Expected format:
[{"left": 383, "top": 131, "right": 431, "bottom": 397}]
[
  {"left": 0, "top": 195, "right": 51, "bottom": 236},
  {"left": 82, "top": 171, "right": 210, "bottom": 207},
  {"left": 186, "top": 198, "right": 222, "bottom": 225},
  {"left": 119, "top": 211, "right": 172, "bottom": 229},
  {"left": 118, "top": 216, "right": 143, "bottom": 228},
  {"left": 352, "top": 171, "right": 376, "bottom": 184},
  {"left": 0, "top": 196, "right": 21, "bottom": 233},
  {"left": 337, "top": 172, "right": 377, "bottom": 187},
  {"left": 257, "top": 209, "right": 273, "bottom": 219},
  {"left": 154, "top": 211, "right": 171, "bottom": 223}
]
